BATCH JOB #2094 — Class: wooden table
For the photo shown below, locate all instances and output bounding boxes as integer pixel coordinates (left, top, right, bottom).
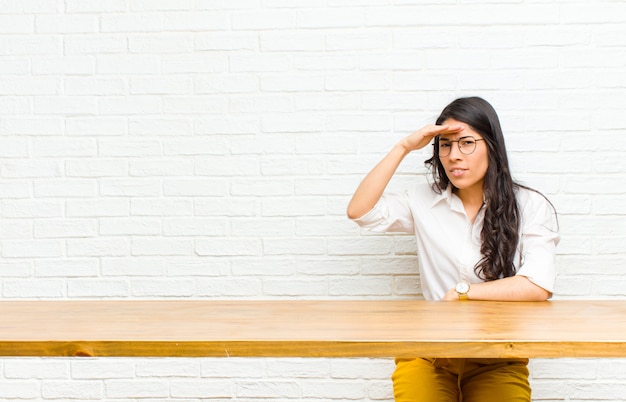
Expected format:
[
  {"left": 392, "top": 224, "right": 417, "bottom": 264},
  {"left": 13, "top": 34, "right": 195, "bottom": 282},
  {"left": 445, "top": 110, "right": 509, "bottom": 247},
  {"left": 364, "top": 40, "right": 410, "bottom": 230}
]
[{"left": 1, "top": 300, "right": 625, "bottom": 358}]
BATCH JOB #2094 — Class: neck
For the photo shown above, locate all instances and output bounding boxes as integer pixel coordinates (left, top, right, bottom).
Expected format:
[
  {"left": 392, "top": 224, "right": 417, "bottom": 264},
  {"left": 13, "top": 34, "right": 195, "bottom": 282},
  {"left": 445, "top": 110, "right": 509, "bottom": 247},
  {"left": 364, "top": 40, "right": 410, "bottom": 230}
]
[{"left": 454, "top": 186, "right": 485, "bottom": 223}]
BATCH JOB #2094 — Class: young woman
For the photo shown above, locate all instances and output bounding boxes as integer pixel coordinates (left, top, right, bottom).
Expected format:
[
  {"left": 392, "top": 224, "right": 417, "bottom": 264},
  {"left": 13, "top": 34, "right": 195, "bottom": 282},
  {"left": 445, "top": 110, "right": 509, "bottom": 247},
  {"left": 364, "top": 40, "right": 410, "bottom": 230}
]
[{"left": 347, "top": 97, "right": 559, "bottom": 402}]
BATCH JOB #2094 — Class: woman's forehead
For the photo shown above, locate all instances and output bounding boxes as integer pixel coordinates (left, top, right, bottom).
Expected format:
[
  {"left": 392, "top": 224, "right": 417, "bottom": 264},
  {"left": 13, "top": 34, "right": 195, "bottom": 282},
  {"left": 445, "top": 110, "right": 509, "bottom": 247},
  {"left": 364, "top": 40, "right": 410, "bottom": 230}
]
[{"left": 439, "top": 118, "right": 483, "bottom": 140}]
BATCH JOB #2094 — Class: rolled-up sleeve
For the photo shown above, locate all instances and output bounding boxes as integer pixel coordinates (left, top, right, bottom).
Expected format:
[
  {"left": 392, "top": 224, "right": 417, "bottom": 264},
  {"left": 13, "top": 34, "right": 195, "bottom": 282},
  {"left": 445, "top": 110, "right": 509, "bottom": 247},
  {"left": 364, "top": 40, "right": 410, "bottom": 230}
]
[
  {"left": 351, "top": 192, "right": 415, "bottom": 234},
  {"left": 515, "top": 191, "right": 560, "bottom": 294}
]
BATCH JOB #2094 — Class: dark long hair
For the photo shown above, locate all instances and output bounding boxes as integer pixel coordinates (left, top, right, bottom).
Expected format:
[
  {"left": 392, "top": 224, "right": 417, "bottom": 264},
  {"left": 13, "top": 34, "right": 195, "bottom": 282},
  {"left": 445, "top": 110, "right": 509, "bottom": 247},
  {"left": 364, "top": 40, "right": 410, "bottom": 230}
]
[{"left": 425, "top": 97, "right": 520, "bottom": 281}]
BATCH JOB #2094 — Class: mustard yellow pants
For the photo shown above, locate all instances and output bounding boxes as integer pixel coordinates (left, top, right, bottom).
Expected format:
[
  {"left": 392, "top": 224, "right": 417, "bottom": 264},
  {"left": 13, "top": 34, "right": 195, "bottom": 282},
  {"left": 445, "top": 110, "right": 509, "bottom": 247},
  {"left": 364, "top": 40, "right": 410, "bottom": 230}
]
[{"left": 392, "top": 358, "right": 531, "bottom": 402}]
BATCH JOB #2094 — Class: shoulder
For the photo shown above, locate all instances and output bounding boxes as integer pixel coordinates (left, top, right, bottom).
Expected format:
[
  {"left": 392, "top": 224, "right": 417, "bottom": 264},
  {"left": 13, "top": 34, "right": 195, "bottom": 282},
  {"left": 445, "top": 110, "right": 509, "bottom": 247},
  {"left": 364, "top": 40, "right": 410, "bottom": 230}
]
[
  {"left": 514, "top": 185, "right": 558, "bottom": 226},
  {"left": 407, "top": 180, "right": 440, "bottom": 203},
  {"left": 514, "top": 185, "right": 553, "bottom": 210}
]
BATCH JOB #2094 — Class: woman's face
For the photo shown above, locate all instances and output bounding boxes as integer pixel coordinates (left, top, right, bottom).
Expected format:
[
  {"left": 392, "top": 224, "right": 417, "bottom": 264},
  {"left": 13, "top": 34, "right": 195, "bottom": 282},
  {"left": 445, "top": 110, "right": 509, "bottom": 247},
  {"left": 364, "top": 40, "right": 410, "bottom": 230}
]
[{"left": 438, "top": 118, "right": 489, "bottom": 196}]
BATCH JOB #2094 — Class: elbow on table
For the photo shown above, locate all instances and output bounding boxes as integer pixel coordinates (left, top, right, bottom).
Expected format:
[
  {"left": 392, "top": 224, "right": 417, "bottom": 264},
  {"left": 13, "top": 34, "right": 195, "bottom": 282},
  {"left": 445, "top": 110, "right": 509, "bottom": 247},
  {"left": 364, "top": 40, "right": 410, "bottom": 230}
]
[{"left": 346, "top": 203, "right": 367, "bottom": 220}]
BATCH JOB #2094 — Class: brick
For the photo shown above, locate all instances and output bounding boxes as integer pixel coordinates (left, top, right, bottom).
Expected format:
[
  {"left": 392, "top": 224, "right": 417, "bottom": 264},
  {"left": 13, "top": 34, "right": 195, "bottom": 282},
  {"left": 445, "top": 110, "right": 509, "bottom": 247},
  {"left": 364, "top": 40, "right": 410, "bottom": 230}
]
[
  {"left": 163, "top": 11, "right": 230, "bottom": 31},
  {"left": 0, "top": 35, "right": 61, "bottom": 55},
  {"left": 0, "top": 15, "right": 34, "bottom": 34},
  {"left": 231, "top": 258, "right": 295, "bottom": 277},
  {"left": 296, "top": 258, "right": 360, "bottom": 276},
  {"left": 41, "top": 381, "right": 103, "bottom": 399},
  {"left": 99, "top": 217, "right": 162, "bottom": 236},
  {"left": 294, "top": 54, "right": 356, "bottom": 71},
  {"left": 263, "top": 238, "right": 326, "bottom": 255},
  {"left": 162, "top": 54, "right": 228, "bottom": 73},
  {"left": 164, "top": 179, "right": 228, "bottom": 196},
  {"left": 164, "top": 257, "right": 228, "bottom": 277},
  {"left": 2, "top": 240, "right": 64, "bottom": 258},
  {"left": 130, "top": 279, "right": 195, "bottom": 297},
  {"left": 131, "top": 0, "right": 193, "bottom": 11},
  {"left": 302, "top": 380, "right": 366, "bottom": 399},
  {"left": 66, "top": 117, "right": 127, "bottom": 136},
  {"left": 0, "top": 219, "right": 31, "bottom": 240},
  {"left": 195, "top": 32, "right": 257, "bottom": 51},
  {"left": 263, "top": 278, "right": 328, "bottom": 296},
  {"left": 231, "top": 179, "right": 293, "bottom": 196},
  {"left": 162, "top": 96, "right": 227, "bottom": 114},
  {"left": 236, "top": 381, "right": 301, "bottom": 398},
  {"left": 98, "top": 96, "right": 162, "bottom": 115},
  {"left": 232, "top": 10, "right": 295, "bottom": 30},
  {"left": 231, "top": 218, "right": 294, "bottom": 237},
  {"left": 230, "top": 54, "right": 293, "bottom": 73},
  {"left": 66, "top": 0, "right": 126, "bottom": 12},
  {"left": 102, "top": 257, "right": 165, "bottom": 276},
  {"left": 164, "top": 137, "right": 228, "bottom": 156},
  {"left": 100, "top": 14, "right": 164, "bottom": 33},
  {"left": 326, "top": 72, "right": 391, "bottom": 91},
  {"left": 66, "top": 198, "right": 129, "bottom": 217},
  {"left": 65, "top": 159, "right": 127, "bottom": 177},
  {"left": 297, "top": 7, "right": 363, "bottom": 28},
  {"left": 100, "top": 179, "right": 162, "bottom": 196},
  {"left": 0, "top": 382, "right": 40, "bottom": 399},
  {"left": 194, "top": 198, "right": 257, "bottom": 217},
  {"left": 170, "top": 381, "right": 233, "bottom": 398},
  {"left": 130, "top": 76, "right": 192, "bottom": 94},
  {"left": 0, "top": 261, "right": 32, "bottom": 278},
  {"left": 129, "top": 34, "right": 193, "bottom": 53},
  {"left": 67, "top": 279, "right": 129, "bottom": 297},
  {"left": 267, "top": 359, "right": 330, "bottom": 378},
  {"left": 130, "top": 158, "right": 195, "bottom": 176},
  {"left": 261, "top": 198, "right": 326, "bottom": 217},
  {"left": 131, "top": 198, "right": 193, "bottom": 216},
  {"left": 131, "top": 237, "right": 194, "bottom": 256},
  {"left": 36, "top": 15, "right": 98, "bottom": 33},
  {"left": 201, "top": 358, "right": 265, "bottom": 378},
  {"left": 230, "top": 94, "right": 292, "bottom": 113},
  {"left": 1, "top": 200, "right": 63, "bottom": 218},
  {"left": 67, "top": 238, "right": 130, "bottom": 257},
  {"left": 195, "top": 238, "right": 261, "bottom": 257},
  {"left": 105, "top": 380, "right": 169, "bottom": 398},
  {"left": 4, "top": 360, "right": 68, "bottom": 379},
  {"left": 34, "top": 178, "right": 98, "bottom": 198},
  {"left": 163, "top": 217, "right": 227, "bottom": 236},
  {"left": 35, "top": 259, "right": 99, "bottom": 278},
  {"left": 98, "top": 140, "right": 161, "bottom": 157},
  {"left": 260, "top": 74, "right": 324, "bottom": 92},
  {"left": 196, "top": 277, "right": 261, "bottom": 297},
  {"left": 34, "top": 219, "right": 98, "bottom": 239},
  {"left": 96, "top": 55, "right": 161, "bottom": 74},
  {"left": 3, "top": 279, "right": 65, "bottom": 298},
  {"left": 71, "top": 360, "right": 134, "bottom": 379},
  {"left": 34, "top": 138, "right": 97, "bottom": 157},
  {"left": 195, "top": 73, "right": 258, "bottom": 94},
  {"left": 135, "top": 358, "right": 199, "bottom": 377},
  {"left": 196, "top": 156, "right": 260, "bottom": 176}
]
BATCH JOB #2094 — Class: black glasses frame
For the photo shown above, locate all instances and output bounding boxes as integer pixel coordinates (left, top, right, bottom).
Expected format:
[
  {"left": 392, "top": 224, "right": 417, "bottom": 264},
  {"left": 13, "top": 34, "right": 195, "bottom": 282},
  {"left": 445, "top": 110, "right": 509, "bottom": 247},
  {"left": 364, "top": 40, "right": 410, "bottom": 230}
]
[{"left": 437, "top": 136, "right": 485, "bottom": 157}]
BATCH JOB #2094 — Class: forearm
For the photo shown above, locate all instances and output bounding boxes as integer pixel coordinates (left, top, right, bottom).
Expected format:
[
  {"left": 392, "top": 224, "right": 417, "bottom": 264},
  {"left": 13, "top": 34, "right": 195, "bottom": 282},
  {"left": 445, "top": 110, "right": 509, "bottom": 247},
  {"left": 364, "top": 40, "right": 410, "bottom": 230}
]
[
  {"left": 347, "top": 143, "right": 409, "bottom": 219},
  {"left": 444, "top": 276, "right": 551, "bottom": 302}
]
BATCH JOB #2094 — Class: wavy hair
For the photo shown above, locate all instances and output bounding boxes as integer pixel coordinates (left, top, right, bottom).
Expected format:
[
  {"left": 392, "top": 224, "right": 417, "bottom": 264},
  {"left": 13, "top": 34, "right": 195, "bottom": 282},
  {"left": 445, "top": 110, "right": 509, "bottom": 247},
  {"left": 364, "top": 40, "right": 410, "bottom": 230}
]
[{"left": 425, "top": 97, "right": 522, "bottom": 281}]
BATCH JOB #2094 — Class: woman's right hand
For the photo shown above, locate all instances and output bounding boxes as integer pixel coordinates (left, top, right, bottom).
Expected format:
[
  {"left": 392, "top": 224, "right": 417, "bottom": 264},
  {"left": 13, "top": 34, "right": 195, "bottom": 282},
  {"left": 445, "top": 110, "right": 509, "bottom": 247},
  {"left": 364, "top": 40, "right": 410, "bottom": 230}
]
[
  {"left": 347, "top": 122, "right": 463, "bottom": 219},
  {"left": 398, "top": 123, "right": 464, "bottom": 153}
]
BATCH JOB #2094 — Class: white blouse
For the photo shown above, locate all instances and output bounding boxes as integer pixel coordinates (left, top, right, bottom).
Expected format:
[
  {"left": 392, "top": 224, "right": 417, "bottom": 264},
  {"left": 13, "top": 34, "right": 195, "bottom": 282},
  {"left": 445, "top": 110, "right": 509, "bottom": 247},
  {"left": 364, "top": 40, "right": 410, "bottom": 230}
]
[{"left": 352, "top": 183, "right": 559, "bottom": 301}]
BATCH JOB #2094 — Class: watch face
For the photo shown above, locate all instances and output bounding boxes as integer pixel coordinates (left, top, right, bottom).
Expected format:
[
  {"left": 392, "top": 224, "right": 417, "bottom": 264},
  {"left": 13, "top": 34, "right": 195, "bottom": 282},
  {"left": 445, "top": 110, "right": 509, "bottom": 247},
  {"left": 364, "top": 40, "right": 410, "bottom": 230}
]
[{"left": 456, "top": 282, "right": 470, "bottom": 294}]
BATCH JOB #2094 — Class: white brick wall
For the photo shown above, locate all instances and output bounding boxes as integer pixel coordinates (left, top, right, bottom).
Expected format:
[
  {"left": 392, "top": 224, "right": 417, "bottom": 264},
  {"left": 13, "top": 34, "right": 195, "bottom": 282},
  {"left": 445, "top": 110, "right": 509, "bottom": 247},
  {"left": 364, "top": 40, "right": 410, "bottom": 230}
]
[{"left": 0, "top": 0, "right": 625, "bottom": 400}]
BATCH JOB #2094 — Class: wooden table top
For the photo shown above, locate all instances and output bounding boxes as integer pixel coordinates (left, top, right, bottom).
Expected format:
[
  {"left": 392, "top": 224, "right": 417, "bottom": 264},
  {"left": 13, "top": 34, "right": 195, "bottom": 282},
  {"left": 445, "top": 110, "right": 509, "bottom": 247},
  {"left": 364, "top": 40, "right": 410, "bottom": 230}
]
[{"left": 1, "top": 300, "right": 625, "bottom": 358}]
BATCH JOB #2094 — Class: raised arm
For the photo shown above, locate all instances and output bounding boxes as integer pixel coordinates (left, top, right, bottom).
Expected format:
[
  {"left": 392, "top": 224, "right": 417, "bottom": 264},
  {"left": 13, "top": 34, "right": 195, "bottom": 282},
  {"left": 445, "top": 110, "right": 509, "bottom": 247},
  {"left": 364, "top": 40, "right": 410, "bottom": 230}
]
[{"left": 347, "top": 123, "right": 462, "bottom": 219}]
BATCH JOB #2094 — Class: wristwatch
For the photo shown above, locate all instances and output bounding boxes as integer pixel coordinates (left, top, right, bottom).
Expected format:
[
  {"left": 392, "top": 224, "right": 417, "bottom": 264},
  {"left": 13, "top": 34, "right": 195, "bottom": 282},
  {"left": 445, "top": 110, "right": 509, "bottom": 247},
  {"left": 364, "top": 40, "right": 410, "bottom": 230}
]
[{"left": 455, "top": 282, "right": 470, "bottom": 301}]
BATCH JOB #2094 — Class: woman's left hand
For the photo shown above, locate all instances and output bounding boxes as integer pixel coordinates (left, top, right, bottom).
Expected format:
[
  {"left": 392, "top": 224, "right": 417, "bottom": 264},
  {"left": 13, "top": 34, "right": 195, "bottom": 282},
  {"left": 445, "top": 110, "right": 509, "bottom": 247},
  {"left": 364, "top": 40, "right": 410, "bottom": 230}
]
[{"left": 441, "top": 288, "right": 460, "bottom": 301}]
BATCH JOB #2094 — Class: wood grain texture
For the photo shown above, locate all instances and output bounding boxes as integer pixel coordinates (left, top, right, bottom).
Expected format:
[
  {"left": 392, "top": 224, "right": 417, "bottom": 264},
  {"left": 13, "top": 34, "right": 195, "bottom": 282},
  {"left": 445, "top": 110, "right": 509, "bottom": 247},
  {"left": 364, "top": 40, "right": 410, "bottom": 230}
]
[{"left": 1, "top": 300, "right": 625, "bottom": 358}]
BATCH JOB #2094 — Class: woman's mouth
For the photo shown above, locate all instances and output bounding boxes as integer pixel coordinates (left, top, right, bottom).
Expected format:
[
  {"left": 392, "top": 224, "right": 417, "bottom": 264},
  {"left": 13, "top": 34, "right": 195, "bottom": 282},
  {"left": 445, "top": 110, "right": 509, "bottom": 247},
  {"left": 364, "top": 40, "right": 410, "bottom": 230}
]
[{"left": 449, "top": 168, "right": 466, "bottom": 177}]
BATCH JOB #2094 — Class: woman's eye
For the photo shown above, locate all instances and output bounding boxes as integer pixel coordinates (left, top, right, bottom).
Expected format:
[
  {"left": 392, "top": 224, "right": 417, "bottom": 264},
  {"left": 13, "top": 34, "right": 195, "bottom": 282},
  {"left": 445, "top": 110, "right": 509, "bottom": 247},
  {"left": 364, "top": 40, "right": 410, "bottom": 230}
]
[
  {"left": 440, "top": 143, "right": 451, "bottom": 148},
  {"left": 461, "top": 140, "right": 475, "bottom": 146}
]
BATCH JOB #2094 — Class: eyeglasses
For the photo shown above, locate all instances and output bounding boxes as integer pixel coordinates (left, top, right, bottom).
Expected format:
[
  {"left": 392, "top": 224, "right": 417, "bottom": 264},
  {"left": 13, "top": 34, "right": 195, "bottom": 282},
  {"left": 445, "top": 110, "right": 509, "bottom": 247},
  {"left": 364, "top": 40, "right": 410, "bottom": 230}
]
[{"left": 437, "top": 136, "right": 485, "bottom": 157}]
